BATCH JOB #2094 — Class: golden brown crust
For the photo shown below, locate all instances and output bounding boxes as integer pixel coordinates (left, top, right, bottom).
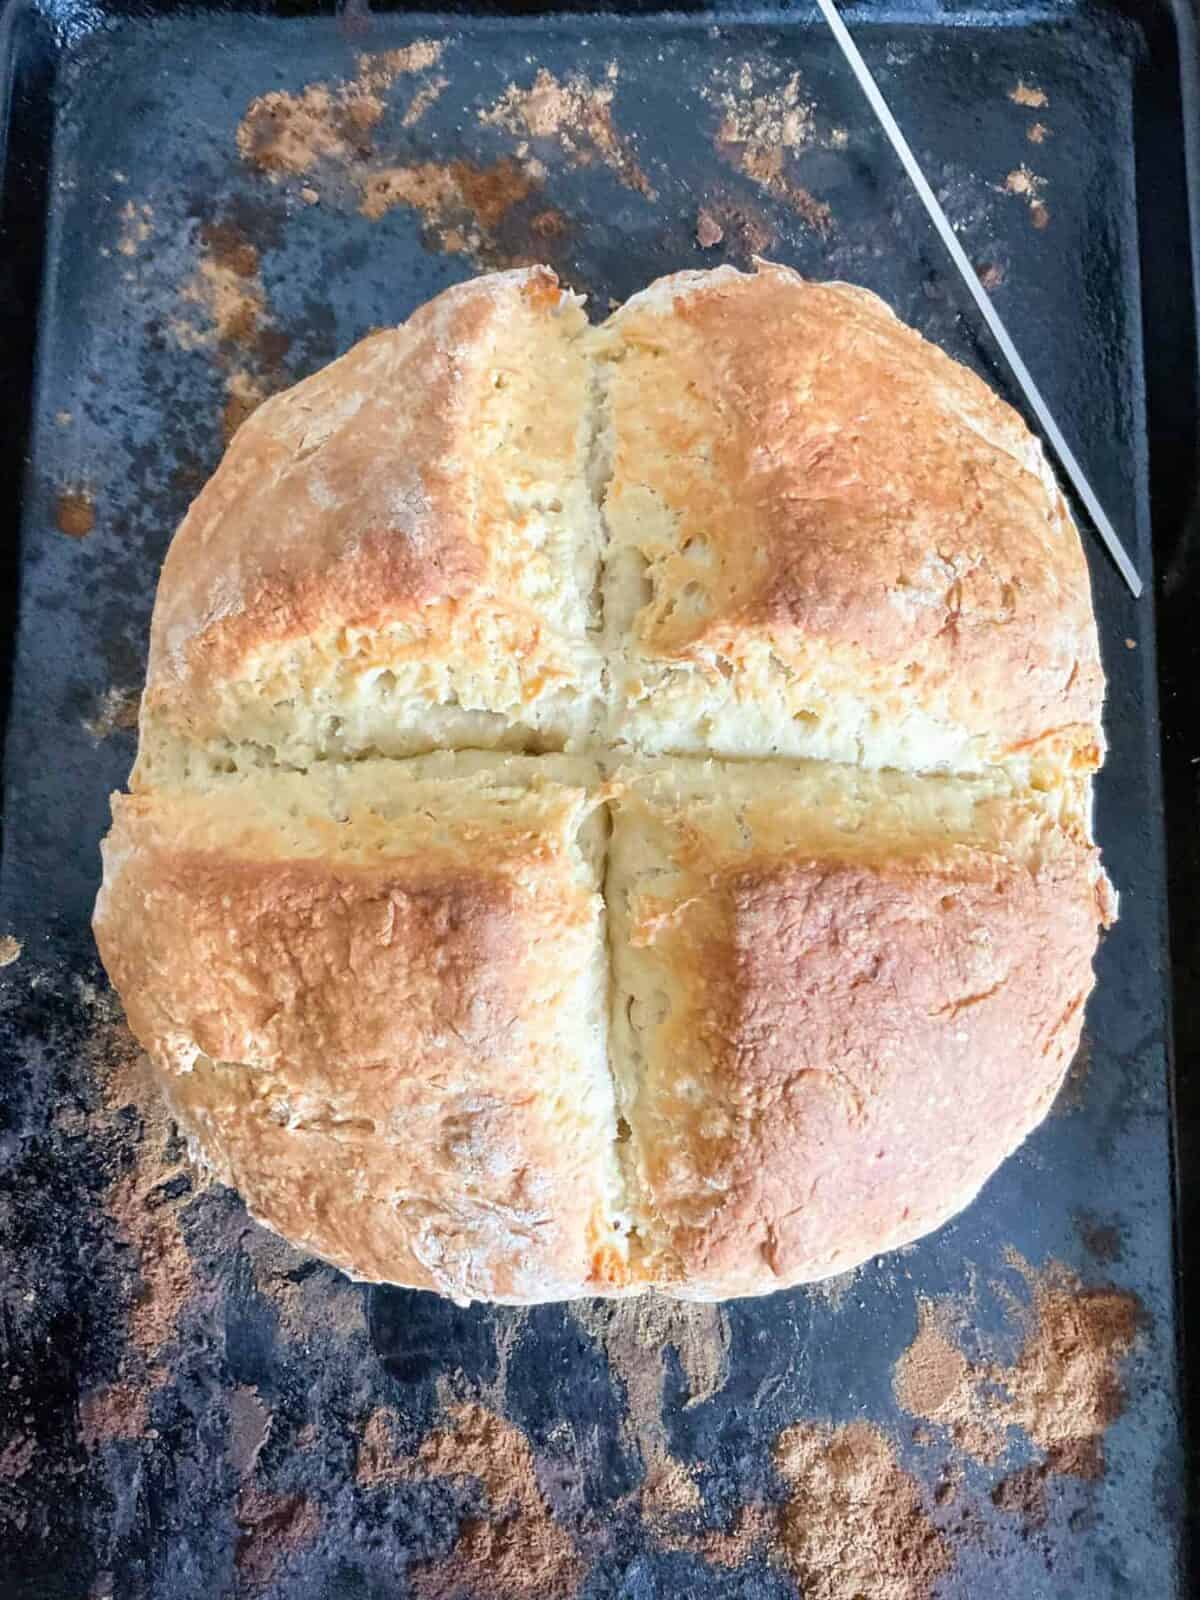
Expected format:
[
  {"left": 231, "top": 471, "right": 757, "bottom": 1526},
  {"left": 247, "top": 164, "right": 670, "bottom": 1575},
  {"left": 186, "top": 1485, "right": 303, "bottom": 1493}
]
[
  {"left": 145, "top": 288, "right": 489, "bottom": 708},
  {"left": 95, "top": 263, "right": 1113, "bottom": 1305},
  {"left": 609, "top": 761, "right": 1111, "bottom": 1297},
  {"left": 93, "top": 763, "right": 626, "bottom": 1303},
  {"left": 603, "top": 263, "right": 1103, "bottom": 774},
  {"left": 139, "top": 266, "right": 601, "bottom": 769}
]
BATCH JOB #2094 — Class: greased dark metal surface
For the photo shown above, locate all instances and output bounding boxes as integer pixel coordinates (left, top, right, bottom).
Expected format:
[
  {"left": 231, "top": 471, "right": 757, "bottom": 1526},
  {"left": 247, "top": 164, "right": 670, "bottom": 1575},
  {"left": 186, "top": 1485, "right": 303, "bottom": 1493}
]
[{"left": 0, "top": 2, "right": 1195, "bottom": 1595}]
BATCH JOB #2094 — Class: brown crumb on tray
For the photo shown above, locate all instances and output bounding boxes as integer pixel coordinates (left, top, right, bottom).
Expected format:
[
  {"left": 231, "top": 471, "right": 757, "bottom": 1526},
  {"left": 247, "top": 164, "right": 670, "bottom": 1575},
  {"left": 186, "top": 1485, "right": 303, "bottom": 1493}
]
[
  {"left": 1028, "top": 121, "right": 1050, "bottom": 145},
  {"left": 56, "top": 488, "right": 95, "bottom": 539},
  {"left": 238, "top": 82, "right": 375, "bottom": 177},
  {"left": 236, "top": 47, "right": 571, "bottom": 276},
  {"left": 356, "top": 1406, "right": 407, "bottom": 1487},
  {"left": 82, "top": 983, "right": 207, "bottom": 1366},
  {"left": 725, "top": 86, "right": 809, "bottom": 153},
  {"left": 718, "top": 138, "right": 832, "bottom": 232},
  {"left": 1003, "top": 165, "right": 1050, "bottom": 229},
  {"left": 355, "top": 41, "right": 443, "bottom": 83},
  {"left": 705, "top": 62, "right": 835, "bottom": 233},
  {"left": 41, "top": 979, "right": 213, "bottom": 1470},
  {"left": 84, "top": 687, "right": 141, "bottom": 741},
  {"left": 358, "top": 156, "right": 569, "bottom": 274},
  {"left": 361, "top": 157, "right": 531, "bottom": 226},
  {"left": 1046, "top": 1434, "right": 1107, "bottom": 1479},
  {"left": 893, "top": 1301, "right": 1007, "bottom": 1462},
  {"left": 574, "top": 1297, "right": 729, "bottom": 1526},
  {"left": 1003, "top": 164, "right": 1041, "bottom": 197},
  {"left": 644, "top": 1458, "right": 702, "bottom": 1519},
  {"left": 785, "top": 183, "right": 832, "bottom": 233},
  {"left": 480, "top": 66, "right": 655, "bottom": 199},
  {"left": 656, "top": 1502, "right": 778, "bottom": 1569},
  {"left": 106, "top": 1141, "right": 195, "bottom": 1364},
  {"left": 401, "top": 76, "right": 449, "bottom": 129},
  {"left": 773, "top": 1421, "right": 953, "bottom": 1600},
  {"left": 894, "top": 1257, "right": 1142, "bottom": 1482},
  {"left": 696, "top": 208, "right": 724, "bottom": 248},
  {"left": 116, "top": 200, "right": 153, "bottom": 258},
  {"left": 182, "top": 224, "right": 266, "bottom": 344},
  {"left": 991, "top": 1458, "right": 1051, "bottom": 1527},
  {"left": 1010, "top": 80, "right": 1048, "bottom": 108},
  {"left": 237, "top": 41, "right": 445, "bottom": 179},
  {"left": 403, "top": 1403, "right": 582, "bottom": 1600},
  {"left": 0, "top": 935, "right": 22, "bottom": 969},
  {"left": 709, "top": 61, "right": 816, "bottom": 151},
  {"left": 686, "top": 194, "right": 777, "bottom": 260},
  {"left": 222, "top": 370, "right": 270, "bottom": 445},
  {"left": 79, "top": 1381, "right": 151, "bottom": 1449},
  {"left": 170, "top": 215, "right": 292, "bottom": 442},
  {"left": 1002, "top": 1255, "right": 1141, "bottom": 1452},
  {"left": 235, "top": 1484, "right": 321, "bottom": 1595},
  {"left": 990, "top": 1436, "right": 1104, "bottom": 1533}
]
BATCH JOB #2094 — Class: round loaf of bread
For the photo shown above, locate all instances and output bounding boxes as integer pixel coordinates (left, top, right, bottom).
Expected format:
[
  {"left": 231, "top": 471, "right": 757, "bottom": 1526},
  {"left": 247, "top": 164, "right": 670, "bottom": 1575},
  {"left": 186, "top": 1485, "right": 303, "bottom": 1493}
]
[{"left": 94, "top": 263, "right": 1113, "bottom": 1304}]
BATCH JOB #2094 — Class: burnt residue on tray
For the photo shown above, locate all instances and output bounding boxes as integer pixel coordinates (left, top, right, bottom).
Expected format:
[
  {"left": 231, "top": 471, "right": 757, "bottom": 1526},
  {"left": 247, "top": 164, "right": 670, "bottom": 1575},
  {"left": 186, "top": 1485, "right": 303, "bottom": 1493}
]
[
  {"left": 0, "top": 984, "right": 1154, "bottom": 1600},
  {"left": 0, "top": 2, "right": 1191, "bottom": 1597}
]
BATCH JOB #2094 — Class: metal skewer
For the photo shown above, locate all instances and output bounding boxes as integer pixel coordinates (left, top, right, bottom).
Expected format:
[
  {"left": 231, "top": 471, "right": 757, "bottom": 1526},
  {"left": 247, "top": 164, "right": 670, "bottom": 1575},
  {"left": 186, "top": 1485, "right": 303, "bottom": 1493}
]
[{"left": 813, "top": 0, "right": 1143, "bottom": 599}]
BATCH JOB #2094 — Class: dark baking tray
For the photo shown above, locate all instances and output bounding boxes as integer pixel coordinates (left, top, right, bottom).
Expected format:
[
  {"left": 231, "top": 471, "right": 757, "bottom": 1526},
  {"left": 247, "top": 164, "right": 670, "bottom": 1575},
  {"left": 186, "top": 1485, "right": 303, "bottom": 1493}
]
[{"left": 0, "top": 0, "right": 1196, "bottom": 1595}]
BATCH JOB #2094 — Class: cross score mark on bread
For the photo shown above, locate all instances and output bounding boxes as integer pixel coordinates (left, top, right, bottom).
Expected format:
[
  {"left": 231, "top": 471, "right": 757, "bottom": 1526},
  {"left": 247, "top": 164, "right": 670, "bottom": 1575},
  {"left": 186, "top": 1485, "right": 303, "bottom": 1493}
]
[{"left": 94, "top": 263, "right": 1113, "bottom": 1304}]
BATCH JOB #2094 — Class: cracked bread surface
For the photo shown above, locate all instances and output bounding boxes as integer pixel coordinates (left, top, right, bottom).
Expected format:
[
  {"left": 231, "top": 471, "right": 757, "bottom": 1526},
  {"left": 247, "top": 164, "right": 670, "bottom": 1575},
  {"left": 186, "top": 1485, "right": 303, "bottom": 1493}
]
[
  {"left": 96, "top": 754, "right": 625, "bottom": 1304},
  {"left": 94, "top": 263, "right": 1112, "bottom": 1303},
  {"left": 606, "top": 759, "right": 1112, "bottom": 1299},
  {"left": 133, "top": 267, "right": 605, "bottom": 786},
  {"left": 599, "top": 265, "right": 1103, "bottom": 791}
]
